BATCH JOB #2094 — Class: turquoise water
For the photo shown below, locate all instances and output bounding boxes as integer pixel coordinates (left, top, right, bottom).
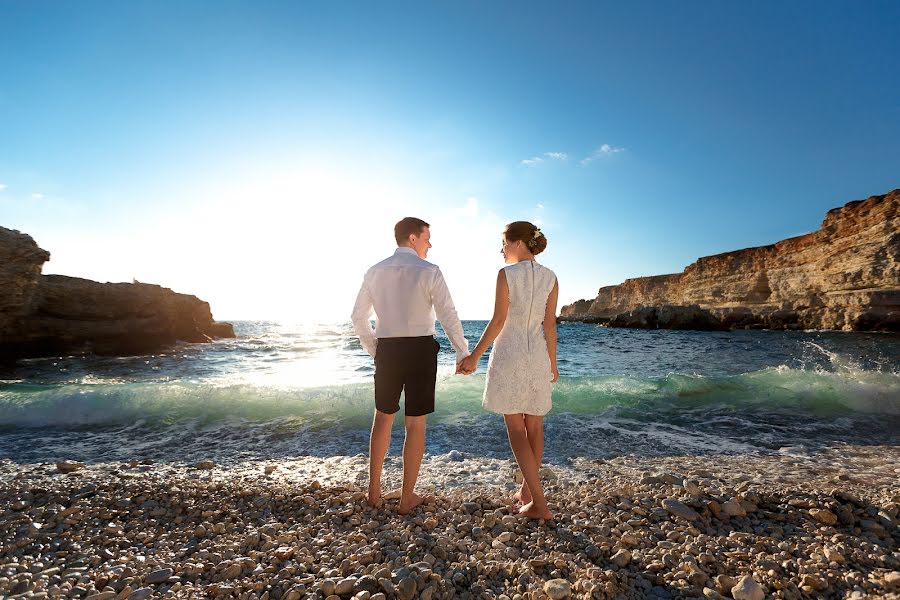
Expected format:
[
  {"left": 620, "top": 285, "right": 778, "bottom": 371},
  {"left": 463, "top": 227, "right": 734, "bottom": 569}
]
[{"left": 0, "top": 321, "right": 897, "bottom": 463}]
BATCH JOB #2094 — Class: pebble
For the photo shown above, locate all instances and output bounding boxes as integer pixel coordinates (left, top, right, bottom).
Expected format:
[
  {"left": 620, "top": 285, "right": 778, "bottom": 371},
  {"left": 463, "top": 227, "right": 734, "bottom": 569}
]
[
  {"left": 611, "top": 549, "right": 632, "bottom": 567},
  {"left": 396, "top": 577, "right": 416, "bottom": 600},
  {"left": 824, "top": 547, "right": 844, "bottom": 563},
  {"left": 731, "top": 575, "right": 764, "bottom": 600},
  {"left": 809, "top": 508, "right": 838, "bottom": 525},
  {"left": 145, "top": 568, "right": 172, "bottom": 584},
  {"left": 720, "top": 498, "right": 746, "bottom": 517},
  {"left": 683, "top": 479, "right": 701, "bottom": 496},
  {"left": 661, "top": 498, "right": 700, "bottom": 521},
  {"left": 883, "top": 571, "right": 900, "bottom": 588},
  {"left": 0, "top": 450, "right": 896, "bottom": 600},
  {"left": 335, "top": 577, "right": 356, "bottom": 595},
  {"left": 543, "top": 578, "right": 571, "bottom": 599},
  {"left": 56, "top": 460, "right": 85, "bottom": 473}
]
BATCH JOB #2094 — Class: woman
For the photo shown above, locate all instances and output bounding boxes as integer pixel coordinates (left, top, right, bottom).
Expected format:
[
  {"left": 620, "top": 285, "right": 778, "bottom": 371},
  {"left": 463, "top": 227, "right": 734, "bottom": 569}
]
[{"left": 458, "top": 221, "right": 559, "bottom": 520}]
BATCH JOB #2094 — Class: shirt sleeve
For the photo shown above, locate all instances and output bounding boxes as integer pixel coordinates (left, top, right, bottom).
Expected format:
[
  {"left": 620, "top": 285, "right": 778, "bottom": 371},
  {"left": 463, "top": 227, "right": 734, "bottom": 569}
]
[
  {"left": 351, "top": 273, "right": 378, "bottom": 358},
  {"left": 431, "top": 267, "right": 470, "bottom": 359}
]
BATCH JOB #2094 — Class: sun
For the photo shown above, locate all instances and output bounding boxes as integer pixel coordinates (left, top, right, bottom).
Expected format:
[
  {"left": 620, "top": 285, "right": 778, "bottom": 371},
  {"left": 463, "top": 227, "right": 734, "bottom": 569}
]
[{"left": 127, "top": 163, "right": 424, "bottom": 321}]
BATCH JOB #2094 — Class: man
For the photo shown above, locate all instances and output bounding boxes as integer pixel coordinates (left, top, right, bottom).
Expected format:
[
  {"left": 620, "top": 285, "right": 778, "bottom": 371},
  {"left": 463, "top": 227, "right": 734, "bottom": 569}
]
[{"left": 351, "top": 217, "right": 469, "bottom": 513}]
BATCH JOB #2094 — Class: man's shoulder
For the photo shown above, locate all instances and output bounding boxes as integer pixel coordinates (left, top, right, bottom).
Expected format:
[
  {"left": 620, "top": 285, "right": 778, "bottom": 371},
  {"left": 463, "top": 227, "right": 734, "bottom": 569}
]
[{"left": 369, "top": 253, "right": 439, "bottom": 272}]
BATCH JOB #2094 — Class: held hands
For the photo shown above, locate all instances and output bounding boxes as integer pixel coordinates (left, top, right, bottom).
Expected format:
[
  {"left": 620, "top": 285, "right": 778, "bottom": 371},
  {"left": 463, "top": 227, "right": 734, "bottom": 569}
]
[{"left": 456, "top": 354, "right": 478, "bottom": 375}]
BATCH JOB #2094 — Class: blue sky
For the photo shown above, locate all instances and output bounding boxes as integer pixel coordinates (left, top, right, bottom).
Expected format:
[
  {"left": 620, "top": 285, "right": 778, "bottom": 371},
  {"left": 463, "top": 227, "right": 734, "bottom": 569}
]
[{"left": 1, "top": 1, "right": 898, "bottom": 319}]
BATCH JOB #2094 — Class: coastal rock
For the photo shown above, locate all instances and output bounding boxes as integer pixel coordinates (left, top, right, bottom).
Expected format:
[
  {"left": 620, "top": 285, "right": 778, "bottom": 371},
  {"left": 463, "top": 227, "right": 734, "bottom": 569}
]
[
  {"left": 0, "top": 226, "right": 234, "bottom": 361},
  {"left": 0, "top": 227, "right": 49, "bottom": 343},
  {"left": 561, "top": 189, "right": 900, "bottom": 331}
]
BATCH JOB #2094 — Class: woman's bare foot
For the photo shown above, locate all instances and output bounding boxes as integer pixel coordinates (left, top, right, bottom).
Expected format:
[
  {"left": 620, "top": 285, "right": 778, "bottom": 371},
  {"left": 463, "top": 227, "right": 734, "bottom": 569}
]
[
  {"left": 365, "top": 492, "right": 382, "bottom": 508},
  {"left": 397, "top": 493, "right": 433, "bottom": 514},
  {"left": 518, "top": 500, "right": 553, "bottom": 520},
  {"left": 513, "top": 483, "right": 532, "bottom": 507}
]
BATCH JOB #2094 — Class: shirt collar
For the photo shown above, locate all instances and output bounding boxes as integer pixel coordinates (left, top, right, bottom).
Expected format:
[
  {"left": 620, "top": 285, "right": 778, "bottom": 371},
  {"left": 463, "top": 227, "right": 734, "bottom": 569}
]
[{"left": 394, "top": 247, "right": 418, "bottom": 256}]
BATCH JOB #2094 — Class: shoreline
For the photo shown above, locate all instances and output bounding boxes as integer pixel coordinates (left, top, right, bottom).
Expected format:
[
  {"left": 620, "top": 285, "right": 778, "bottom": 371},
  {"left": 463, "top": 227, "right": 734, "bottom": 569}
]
[{"left": 2, "top": 446, "right": 898, "bottom": 599}]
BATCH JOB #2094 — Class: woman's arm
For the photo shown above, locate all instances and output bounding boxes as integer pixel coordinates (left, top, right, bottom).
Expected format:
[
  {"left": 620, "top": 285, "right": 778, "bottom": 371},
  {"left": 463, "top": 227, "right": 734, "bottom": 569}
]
[
  {"left": 458, "top": 270, "right": 509, "bottom": 373},
  {"left": 544, "top": 278, "right": 559, "bottom": 382}
]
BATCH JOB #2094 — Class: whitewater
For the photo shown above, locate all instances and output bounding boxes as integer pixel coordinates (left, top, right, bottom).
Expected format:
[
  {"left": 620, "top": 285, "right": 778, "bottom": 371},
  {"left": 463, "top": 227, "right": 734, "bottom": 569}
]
[{"left": 1, "top": 321, "right": 897, "bottom": 466}]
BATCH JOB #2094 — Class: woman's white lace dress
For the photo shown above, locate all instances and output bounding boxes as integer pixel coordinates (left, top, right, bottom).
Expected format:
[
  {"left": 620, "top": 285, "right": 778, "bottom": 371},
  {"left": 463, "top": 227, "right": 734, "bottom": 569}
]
[{"left": 483, "top": 260, "right": 557, "bottom": 416}]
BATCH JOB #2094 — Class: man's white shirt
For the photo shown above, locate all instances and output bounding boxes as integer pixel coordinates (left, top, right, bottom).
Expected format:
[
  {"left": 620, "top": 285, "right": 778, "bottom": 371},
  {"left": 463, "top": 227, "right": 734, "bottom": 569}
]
[{"left": 351, "top": 247, "right": 470, "bottom": 360}]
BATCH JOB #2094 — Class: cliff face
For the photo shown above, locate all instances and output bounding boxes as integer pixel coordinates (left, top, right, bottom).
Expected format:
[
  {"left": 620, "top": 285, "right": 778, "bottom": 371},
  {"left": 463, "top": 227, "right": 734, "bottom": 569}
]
[
  {"left": 0, "top": 226, "right": 235, "bottom": 361},
  {"left": 561, "top": 189, "right": 900, "bottom": 331},
  {"left": 0, "top": 228, "right": 50, "bottom": 342}
]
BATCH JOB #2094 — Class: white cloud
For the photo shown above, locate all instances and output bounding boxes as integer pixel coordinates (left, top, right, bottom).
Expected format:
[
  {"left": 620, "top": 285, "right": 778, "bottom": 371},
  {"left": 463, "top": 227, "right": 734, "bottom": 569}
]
[
  {"left": 31, "top": 192, "right": 44, "bottom": 200},
  {"left": 580, "top": 143, "right": 625, "bottom": 165},
  {"left": 0, "top": 183, "right": 7, "bottom": 192},
  {"left": 537, "top": 203, "right": 544, "bottom": 209},
  {"left": 520, "top": 151, "right": 568, "bottom": 167}
]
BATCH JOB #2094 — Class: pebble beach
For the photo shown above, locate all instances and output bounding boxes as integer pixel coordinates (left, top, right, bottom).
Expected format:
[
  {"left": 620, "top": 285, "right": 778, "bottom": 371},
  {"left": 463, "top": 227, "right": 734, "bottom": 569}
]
[{"left": 2, "top": 443, "right": 898, "bottom": 600}]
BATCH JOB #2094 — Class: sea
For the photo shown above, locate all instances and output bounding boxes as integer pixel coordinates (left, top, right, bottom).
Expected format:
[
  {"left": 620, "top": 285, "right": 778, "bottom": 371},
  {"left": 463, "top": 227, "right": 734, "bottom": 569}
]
[{"left": 0, "top": 321, "right": 898, "bottom": 468}]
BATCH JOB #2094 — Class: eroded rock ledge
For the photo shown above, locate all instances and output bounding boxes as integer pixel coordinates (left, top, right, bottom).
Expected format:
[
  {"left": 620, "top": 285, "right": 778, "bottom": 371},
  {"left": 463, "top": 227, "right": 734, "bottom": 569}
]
[
  {"left": 0, "top": 226, "right": 235, "bottom": 361},
  {"left": 561, "top": 189, "right": 900, "bottom": 331}
]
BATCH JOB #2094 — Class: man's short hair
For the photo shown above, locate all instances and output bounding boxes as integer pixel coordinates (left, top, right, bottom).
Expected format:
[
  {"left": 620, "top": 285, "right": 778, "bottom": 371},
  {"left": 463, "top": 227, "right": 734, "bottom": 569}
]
[{"left": 394, "top": 217, "right": 430, "bottom": 245}]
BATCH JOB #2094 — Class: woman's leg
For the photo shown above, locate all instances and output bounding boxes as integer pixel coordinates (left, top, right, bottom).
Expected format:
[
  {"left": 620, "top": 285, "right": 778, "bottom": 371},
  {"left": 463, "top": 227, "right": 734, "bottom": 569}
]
[
  {"left": 503, "top": 413, "right": 552, "bottom": 519},
  {"left": 516, "top": 414, "right": 545, "bottom": 504}
]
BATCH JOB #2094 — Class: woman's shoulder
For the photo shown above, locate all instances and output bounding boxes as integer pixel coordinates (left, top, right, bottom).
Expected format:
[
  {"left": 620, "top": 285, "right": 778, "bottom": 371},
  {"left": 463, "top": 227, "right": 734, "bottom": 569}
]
[{"left": 536, "top": 262, "right": 556, "bottom": 277}]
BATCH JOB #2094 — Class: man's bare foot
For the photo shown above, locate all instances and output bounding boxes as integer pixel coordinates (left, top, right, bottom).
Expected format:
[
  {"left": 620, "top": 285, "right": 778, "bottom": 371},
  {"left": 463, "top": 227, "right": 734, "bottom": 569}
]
[
  {"left": 366, "top": 491, "right": 382, "bottom": 507},
  {"left": 519, "top": 500, "right": 553, "bottom": 520},
  {"left": 397, "top": 493, "right": 433, "bottom": 515},
  {"left": 513, "top": 484, "right": 532, "bottom": 507}
]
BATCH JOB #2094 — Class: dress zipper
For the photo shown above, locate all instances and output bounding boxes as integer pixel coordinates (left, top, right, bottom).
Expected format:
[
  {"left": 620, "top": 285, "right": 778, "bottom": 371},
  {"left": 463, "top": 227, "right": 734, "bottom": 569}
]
[{"left": 526, "top": 261, "right": 535, "bottom": 352}]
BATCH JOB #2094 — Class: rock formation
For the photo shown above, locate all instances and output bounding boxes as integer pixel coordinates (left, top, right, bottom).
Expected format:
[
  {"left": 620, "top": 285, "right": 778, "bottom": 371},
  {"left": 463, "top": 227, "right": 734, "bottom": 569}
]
[
  {"left": 561, "top": 189, "right": 900, "bottom": 331},
  {"left": 0, "top": 226, "right": 235, "bottom": 361}
]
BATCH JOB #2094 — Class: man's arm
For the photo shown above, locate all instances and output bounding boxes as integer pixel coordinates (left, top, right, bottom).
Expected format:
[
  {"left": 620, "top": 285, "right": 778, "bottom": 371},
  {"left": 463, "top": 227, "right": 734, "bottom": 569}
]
[
  {"left": 431, "top": 267, "right": 469, "bottom": 359},
  {"left": 351, "top": 274, "right": 378, "bottom": 358}
]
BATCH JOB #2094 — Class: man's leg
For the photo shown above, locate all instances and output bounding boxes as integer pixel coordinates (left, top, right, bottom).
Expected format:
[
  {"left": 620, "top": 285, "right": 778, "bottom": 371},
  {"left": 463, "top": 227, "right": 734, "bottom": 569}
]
[
  {"left": 367, "top": 408, "right": 395, "bottom": 506},
  {"left": 398, "top": 414, "right": 431, "bottom": 513},
  {"left": 397, "top": 336, "right": 438, "bottom": 514}
]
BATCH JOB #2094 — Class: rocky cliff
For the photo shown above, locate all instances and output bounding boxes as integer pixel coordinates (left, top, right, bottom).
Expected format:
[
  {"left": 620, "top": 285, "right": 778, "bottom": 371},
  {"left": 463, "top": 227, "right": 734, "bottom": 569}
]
[
  {"left": 0, "top": 226, "right": 235, "bottom": 361},
  {"left": 561, "top": 189, "right": 900, "bottom": 331}
]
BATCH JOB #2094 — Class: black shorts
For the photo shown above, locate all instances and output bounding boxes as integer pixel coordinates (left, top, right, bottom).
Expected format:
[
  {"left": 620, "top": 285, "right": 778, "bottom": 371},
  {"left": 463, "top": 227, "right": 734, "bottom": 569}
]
[{"left": 374, "top": 336, "right": 439, "bottom": 417}]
